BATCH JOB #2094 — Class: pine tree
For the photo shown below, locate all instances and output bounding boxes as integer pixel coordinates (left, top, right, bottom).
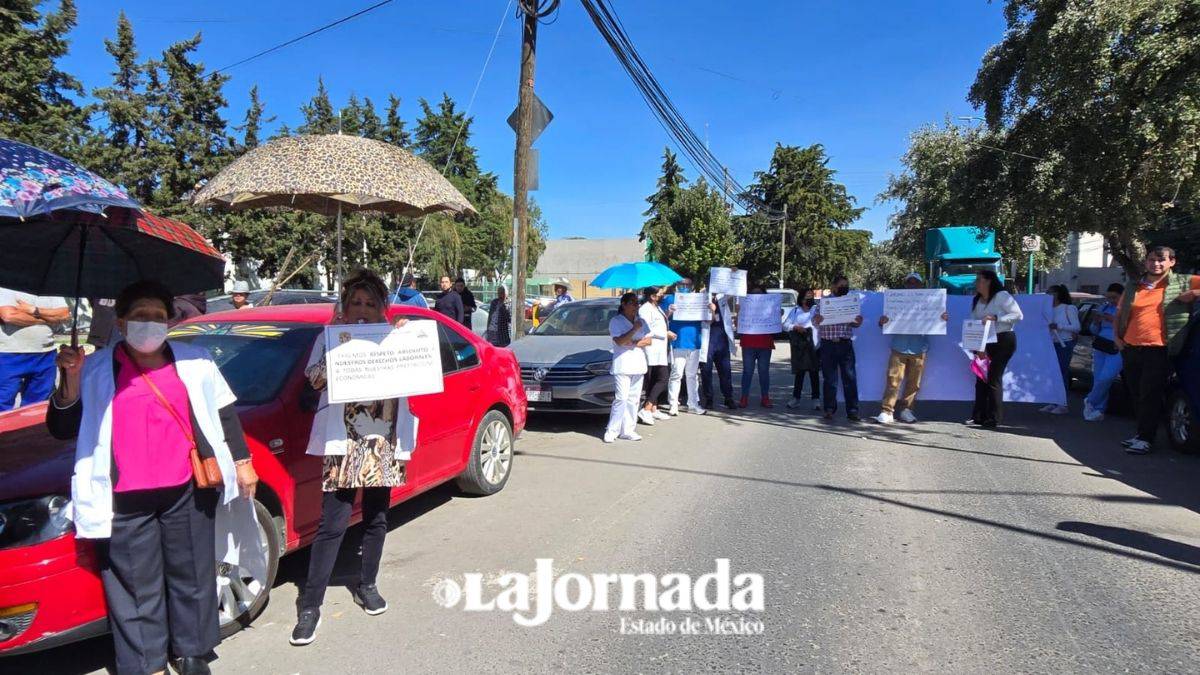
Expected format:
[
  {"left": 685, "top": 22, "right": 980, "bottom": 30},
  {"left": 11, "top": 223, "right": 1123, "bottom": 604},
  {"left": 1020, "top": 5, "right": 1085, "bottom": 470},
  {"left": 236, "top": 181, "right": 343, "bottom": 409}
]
[
  {"left": 299, "top": 77, "right": 336, "bottom": 135},
  {"left": 641, "top": 147, "right": 687, "bottom": 258},
  {"left": 339, "top": 93, "right": 363, "bottom": 136},
  {"left": 235, "top": 85, "right": 273, "bottom": 150},
  {"left": 414, "top": 93, "right": 479, "bottom": 179},
  {"left": 359, "top": 97, "right": 382, "bottom": 140},
  {"left": 86, "top": 11, "right": 157, "bottom": 202},
  {"left": 0, "top": 0, "right": 87, "bottom": 154},
  {"left": 382, "top": 94, "right": 411, "bottom": 148}
]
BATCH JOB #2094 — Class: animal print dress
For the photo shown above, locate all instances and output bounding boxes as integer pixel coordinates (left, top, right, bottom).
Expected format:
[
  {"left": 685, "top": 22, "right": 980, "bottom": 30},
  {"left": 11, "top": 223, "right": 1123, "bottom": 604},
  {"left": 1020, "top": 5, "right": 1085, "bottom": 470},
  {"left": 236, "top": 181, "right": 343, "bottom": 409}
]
[{"left": 322, "top": 398, "right": 407, "bottom": 491}]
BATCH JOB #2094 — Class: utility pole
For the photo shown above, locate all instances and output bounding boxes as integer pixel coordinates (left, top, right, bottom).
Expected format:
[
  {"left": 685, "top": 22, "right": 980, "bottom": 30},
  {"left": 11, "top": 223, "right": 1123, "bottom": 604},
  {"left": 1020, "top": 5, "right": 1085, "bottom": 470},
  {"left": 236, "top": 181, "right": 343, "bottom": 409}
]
[
  {"left": 778, "top": 204, "right": 788, "bottom": 289},
  {"left": 511, "top": 3, "right": 539, "bottom": 341}
]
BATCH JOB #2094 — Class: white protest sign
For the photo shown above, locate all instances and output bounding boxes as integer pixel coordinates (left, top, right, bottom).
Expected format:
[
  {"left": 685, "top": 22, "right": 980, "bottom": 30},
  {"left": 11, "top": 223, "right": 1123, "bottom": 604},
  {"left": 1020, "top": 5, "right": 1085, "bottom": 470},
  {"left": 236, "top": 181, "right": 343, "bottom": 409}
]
[
  {"left": 325, "top": 321, "right": 444, "bottom": 404},
  {"left": 882, "top": 288, "right": 947, "bottom": 335},
  {"left": 708, "top": 267, "right": 747, "bottom": 297},
  {"left": 818, "top": 294, "right": 862, "bottom": 325},
  {"left": 961, "top": 319, "right": 996, "bottom": 352},
  {"left": 671, "top": 292, "right": 712, "bottom": 321},
  {"left": 737, "top": 294, "right": 782, "bottom": 334}
]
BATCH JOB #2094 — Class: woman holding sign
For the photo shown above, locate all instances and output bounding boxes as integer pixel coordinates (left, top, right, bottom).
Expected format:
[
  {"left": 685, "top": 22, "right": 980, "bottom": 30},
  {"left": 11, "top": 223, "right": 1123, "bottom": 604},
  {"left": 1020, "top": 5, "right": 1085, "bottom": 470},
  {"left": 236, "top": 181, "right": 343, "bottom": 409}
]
[
  {"left": 738, "top": 286, "right": 776, "bottom": 408},
  {"left": 1039, "top": 285, "right": 1079, "bottom": 415},
  {"left": 638, "top": 286, "right": 673, "bottom": 425},
  {"left": 291, "top": 269, "right": 415, "bottom": 646},
  {"left": 968, "top": 270, "right": 1023, "bottom": 429}
]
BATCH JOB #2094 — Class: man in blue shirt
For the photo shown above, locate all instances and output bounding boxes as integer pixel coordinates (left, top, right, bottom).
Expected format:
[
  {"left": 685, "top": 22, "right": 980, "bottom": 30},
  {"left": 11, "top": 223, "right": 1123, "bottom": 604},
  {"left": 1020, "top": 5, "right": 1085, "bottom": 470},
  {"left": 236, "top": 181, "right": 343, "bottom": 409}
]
[
  {"left": 660, "top": 277, "right": 707, "bottom": 416},
  {"left": 873, "top": 273, "right": 947, "bottom": 424},
  {"left": 390, "top": 274, "right": 429, "bottom": 308}
]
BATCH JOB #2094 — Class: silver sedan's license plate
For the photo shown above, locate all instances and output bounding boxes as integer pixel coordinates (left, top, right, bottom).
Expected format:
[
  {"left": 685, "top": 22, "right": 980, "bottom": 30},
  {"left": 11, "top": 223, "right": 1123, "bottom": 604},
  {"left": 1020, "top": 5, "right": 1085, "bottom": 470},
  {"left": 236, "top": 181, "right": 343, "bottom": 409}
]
[{"left": 524, "top": 385, "right": 553, "bottom": 402}]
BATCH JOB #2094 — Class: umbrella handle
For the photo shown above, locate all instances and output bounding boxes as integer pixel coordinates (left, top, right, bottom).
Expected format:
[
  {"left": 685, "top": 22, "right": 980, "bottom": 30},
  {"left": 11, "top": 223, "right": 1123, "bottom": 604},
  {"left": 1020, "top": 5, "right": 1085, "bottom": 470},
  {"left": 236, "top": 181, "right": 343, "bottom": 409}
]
[{"left": 70, "top": 224, "right": 88, "bottom": 349}]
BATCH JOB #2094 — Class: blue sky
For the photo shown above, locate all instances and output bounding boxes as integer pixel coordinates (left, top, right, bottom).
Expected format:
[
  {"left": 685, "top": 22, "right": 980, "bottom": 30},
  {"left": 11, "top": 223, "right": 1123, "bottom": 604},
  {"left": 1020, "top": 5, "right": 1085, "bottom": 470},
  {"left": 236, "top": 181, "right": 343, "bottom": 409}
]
[{"left": 61, "top": 1, "right": 1005, "bottom": 242}]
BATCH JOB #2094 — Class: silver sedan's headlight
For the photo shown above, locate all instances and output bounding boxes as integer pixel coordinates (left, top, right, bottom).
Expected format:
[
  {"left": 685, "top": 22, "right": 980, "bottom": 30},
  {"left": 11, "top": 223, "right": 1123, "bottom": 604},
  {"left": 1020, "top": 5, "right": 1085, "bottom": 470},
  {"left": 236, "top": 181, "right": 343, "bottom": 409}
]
[
  {"left": 584, "top": 361, "right": 613, "bottom": 375},
  {"left": 0, "top": 496, "right": 73, "bottom": 550}
]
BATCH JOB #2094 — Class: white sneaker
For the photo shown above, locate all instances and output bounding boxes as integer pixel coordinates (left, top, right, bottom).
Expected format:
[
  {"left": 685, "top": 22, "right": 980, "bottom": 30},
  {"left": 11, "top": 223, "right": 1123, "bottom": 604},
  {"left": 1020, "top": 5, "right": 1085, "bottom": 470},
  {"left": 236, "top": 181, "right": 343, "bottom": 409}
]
[
  {"left": 1083, "top": 409, "right": 1105, "bottom": 422},
  {"left": 652, "top": 410, "right": 671, "bottom": 420},
  {"left": 786, "top": 397, "right": 803, "bottom": 409},
  {"left": 667, "top": 405, "right": 680, "bottom": 417},
  {"left": 873, "top": 412, "right": 894, "bottom": 424},
  {"left": 812, "top": 399, "right": 823, "bottom": 411},
  {"left": 638, "top": 410, "right": 656, "bottom": 426},
  {"left": 898, "top": 409, "right": 918, "bottom": 423},
  {"left": 1039, "top": 404, "right": 1057, "bottom": 413},
  {"left": 618, "top": 432, "right": 643, "bottom": 441},
  {"left": 1049, "top": 404, "right": 1068, "bottom": 415},
  {"left": 1082, "top": 400, "right": 1095, "bottom": 417},
  {"left": 689, "top": 407, "right": 707, "bottom": 416},
  {"left": 603, "top": 433, "right": 617, "bottom": 443},
  {"left": 1125, "top": 439, "right": 1152, "bottom": 454},
  {"left": 1121, "top": 436, "right": 1138, "bottom": 447}
]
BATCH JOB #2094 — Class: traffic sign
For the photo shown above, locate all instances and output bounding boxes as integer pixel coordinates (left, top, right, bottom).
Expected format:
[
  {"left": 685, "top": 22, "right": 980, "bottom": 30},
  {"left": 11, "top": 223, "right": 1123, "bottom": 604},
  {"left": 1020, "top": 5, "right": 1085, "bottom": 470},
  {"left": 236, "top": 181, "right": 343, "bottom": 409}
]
[
  {"left": 507, "top": 93, "right": 554, "bottom": 144},
  {"left": 1022, "top": 235, "right": 1042, "bottom": 252}
]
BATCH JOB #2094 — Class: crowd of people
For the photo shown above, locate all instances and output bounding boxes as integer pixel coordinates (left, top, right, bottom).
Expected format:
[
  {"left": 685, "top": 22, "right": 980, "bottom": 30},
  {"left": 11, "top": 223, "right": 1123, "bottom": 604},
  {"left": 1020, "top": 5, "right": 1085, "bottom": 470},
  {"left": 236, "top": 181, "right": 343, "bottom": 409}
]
[
  {"left": 0, "top": 246, "right": 1193, "bottom": 672},
  {"left": 600, "top": 246, "right": 1198, "bottom": 457}
]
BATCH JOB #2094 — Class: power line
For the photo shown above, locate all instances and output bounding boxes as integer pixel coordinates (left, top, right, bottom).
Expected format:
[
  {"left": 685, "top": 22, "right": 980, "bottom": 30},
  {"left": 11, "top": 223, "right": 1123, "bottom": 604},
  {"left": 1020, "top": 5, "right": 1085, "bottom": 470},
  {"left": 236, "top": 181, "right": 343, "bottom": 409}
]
[{"left": 214, "top": 0, "right": 397, "bottom": 74}]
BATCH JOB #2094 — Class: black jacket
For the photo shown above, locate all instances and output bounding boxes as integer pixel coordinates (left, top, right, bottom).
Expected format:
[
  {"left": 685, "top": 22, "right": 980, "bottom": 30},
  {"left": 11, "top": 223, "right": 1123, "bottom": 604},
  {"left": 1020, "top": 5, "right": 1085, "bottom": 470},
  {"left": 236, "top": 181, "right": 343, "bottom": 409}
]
[{"left": 435, "top": 290, "right": 464, "bottom": 324}]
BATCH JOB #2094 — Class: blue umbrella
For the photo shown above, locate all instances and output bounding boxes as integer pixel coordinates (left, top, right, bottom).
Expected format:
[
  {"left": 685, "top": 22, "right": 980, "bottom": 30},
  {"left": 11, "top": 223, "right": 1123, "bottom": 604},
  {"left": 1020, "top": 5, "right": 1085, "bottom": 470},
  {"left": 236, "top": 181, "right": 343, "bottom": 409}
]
[
  {"left": 592, "top": 261, "right": 682, "bottom": 289},
  {"left": 0, "top": 138, "right": 141, "bottom": 219}
]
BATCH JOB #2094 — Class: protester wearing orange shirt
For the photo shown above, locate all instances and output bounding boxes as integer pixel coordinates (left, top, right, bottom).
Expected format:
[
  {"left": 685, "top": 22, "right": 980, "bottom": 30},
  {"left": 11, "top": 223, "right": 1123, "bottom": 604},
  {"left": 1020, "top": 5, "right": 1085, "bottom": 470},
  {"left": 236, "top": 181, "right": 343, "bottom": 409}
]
[{"left": 1115, "top": 246, "right": 1200, "bottom": 454}]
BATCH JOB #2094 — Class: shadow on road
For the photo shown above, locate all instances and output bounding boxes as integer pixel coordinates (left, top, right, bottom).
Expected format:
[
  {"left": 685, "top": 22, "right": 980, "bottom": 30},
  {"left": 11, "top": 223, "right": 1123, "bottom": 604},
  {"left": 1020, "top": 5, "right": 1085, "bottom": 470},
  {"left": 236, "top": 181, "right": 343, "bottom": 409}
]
[{"left": 1057, "top": 521, "right": 1200, "bottom": 567}]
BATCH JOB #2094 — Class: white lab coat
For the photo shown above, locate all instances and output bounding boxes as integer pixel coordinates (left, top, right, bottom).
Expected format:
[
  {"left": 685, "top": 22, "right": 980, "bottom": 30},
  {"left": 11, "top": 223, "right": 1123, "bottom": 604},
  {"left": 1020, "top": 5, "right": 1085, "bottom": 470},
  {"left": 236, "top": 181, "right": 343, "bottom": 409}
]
[
  {"left": 68, "top": 340, "right": 265, "bottom": 579},
  {"left": 638, "top": 301, "right": 670, "bottom": 367},
  {"left": 700, "top": 294, "right": 738, "bottom": 359},
  {"left": 304, "top": 332, "right": 420, "bottom": 460}
]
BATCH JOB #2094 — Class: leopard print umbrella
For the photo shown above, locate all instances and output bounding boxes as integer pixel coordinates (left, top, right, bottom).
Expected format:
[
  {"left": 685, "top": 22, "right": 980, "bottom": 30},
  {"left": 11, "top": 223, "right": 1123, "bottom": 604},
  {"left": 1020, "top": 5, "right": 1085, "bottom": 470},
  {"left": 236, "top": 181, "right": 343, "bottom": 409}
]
[{"left": 191, "top": 134, "right": 475, "bottom": 217}]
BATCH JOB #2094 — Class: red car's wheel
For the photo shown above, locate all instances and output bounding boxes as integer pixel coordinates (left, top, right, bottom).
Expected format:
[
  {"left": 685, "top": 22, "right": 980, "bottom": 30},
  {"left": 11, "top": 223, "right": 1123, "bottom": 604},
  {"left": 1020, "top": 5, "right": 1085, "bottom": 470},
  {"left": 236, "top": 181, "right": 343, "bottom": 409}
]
[
  {"left": 456, "top": 410, "right": 514, "bottom": 496},
  {"left": 217, "top": 499, "right": 280, "bottom": 637}
]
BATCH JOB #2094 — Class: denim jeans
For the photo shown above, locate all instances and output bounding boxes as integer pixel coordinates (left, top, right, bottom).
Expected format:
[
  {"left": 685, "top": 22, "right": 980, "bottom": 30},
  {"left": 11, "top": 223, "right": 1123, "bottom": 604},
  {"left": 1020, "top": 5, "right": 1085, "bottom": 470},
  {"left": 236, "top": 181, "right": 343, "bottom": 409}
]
[
  {"left": 1054, "top": 339, "right": 1077, "bottom": 393},
  {"left": 702, "top": 348, "right": 733, "bottom": 403},
  {"left": 740, "top": 347, "right": 772, "bottom": 398},
  {"left": 1084, "top": 349, "right": 1123, "bottom": 412},
  {"left": 819, "top": 340, "right": 859, "bottom": 414}
]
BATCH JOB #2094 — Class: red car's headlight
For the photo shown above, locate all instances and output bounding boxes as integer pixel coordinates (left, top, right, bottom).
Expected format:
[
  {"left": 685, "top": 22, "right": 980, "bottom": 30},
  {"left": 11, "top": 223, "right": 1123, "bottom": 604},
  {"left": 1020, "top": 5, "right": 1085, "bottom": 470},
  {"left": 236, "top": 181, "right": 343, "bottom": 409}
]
[{"left": 0, "top": 495, "right": 72, "bottom": 550}]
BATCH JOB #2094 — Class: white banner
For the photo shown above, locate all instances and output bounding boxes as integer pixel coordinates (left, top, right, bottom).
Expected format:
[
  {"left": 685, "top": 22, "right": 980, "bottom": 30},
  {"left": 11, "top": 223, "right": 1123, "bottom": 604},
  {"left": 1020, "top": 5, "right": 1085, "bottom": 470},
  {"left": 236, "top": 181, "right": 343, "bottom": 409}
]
[
  {"left": 671, "top": 292, "right": 712, "bottom": 321},
  {"left": 882, "top": 289, "right": 947, "bottom": 335},
  {"left": 837, "top": 293, "right": 1066, "bottom": 405},
  {"left": 737, "top": 294, "right": 782, "bottom": 334},
  {"left": 325, "top": 321, "right": 444, "bottom": 404},
  {"left": 818, "top": 294, "right": 862, "bottom": 325},
  {"left": 708, "top": 267, "right": 747, "bottom": 297}
]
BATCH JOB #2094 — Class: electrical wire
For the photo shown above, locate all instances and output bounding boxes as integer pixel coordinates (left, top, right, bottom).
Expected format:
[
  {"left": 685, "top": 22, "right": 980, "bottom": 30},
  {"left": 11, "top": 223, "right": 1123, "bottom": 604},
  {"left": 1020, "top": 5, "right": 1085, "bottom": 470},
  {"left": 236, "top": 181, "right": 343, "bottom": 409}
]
[
  {"left": 403, "top": 0, "right": 515, "bottom": 275},
  {"left": 214, "top": 0, "right": 397, "bottom": 74}
]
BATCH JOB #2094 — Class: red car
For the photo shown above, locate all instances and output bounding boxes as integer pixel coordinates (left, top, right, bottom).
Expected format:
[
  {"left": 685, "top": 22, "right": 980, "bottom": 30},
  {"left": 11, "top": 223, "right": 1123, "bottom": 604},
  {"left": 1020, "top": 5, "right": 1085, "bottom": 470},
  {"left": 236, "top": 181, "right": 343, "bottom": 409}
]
[{"left": 0, "top": 304, "right": 525, "bottom": 656}]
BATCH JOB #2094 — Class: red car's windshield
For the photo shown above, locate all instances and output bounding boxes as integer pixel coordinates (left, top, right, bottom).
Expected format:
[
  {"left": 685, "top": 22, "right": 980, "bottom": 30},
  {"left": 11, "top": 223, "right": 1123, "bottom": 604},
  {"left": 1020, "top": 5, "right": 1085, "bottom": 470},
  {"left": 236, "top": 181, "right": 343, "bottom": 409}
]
[{"left": 168, "top": 322, "right": 322, "bottom": 405}]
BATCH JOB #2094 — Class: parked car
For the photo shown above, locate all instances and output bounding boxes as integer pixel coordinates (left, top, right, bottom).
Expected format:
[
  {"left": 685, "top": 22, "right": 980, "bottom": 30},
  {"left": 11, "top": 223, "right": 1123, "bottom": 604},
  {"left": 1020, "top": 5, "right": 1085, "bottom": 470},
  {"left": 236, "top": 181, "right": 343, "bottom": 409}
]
[
  {"left": 0, "top": 304, "right": 525, "bottom": 656},
  {"left": 206, "top": 288, "right": 336, "bottom": 313},
  {"left": 1167, "top": 311, "right": 1200, "bottom": 452},
  {"left": 766, "top": 288, "right": 798, "bottom": 338},
  {"left": 508, "top": 298, "right": 621, "bottom": 413}
]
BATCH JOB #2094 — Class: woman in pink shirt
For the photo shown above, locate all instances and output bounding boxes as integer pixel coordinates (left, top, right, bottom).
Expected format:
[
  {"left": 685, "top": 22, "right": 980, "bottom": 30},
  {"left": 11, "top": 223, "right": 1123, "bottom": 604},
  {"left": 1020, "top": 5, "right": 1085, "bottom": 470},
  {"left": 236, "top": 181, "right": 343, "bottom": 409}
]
[{"left": 50, "top": 280, "right": 258, "bottom": 675}]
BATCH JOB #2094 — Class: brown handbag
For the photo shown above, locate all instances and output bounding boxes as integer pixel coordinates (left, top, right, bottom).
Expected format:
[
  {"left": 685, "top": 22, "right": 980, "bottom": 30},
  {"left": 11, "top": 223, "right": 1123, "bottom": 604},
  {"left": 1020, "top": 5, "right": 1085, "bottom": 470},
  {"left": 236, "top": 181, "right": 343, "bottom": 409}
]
[{"left": 137, "top": 369, "right": 222, "bottom": 489}]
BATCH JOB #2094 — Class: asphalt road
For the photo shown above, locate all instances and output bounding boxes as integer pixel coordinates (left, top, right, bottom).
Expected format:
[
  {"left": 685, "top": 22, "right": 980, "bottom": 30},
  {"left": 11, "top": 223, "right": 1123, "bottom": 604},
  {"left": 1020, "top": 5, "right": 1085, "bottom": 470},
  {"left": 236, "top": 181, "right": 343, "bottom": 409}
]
[{"left": 9, "top": 347, "right": 1200, "bottom": 674}]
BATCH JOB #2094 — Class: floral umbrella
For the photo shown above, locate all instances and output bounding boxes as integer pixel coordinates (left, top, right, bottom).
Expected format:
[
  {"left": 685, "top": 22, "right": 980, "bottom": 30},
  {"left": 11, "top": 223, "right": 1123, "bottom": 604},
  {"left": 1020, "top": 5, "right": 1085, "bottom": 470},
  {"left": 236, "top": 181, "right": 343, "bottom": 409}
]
[{"left": 0, "top": 138, "right": 141, "bottom": 218}]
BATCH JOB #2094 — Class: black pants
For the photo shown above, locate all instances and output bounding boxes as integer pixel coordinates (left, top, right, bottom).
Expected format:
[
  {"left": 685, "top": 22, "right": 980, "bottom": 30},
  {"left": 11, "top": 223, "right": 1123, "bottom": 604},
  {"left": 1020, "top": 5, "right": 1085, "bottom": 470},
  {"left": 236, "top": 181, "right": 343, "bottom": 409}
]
[
  {"left": 643, "top": 364, "right": 669, "bottom": 407},
  {"left": 301, "top": 487, "right": 391, "bottom": 610},
  {"left": 701, "top": 347, "right": 733, "bottom": 404},
  {"left": 1122, "top": 345, "right": 1170, "bottom": 443},
  {"left": 972, "top": 331, "right": 1017, "bottom": 425},
  {"left": 793, "top": 369, "right": 819, "bottom": 399},
  {"left": 98, "top": 482, "right": 219, "bottom": 675},
  {"left": 819, "top": 340, "right": 859, "bottom": 414}
]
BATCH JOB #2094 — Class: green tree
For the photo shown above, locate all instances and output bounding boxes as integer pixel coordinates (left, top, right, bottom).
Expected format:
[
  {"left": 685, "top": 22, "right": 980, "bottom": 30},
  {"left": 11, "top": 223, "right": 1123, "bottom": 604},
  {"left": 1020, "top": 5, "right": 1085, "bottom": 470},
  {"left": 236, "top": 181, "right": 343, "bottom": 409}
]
[
  {"left": 359, "top": 97, "right": 382, "bottom": 140},
  {"left": 234, "top": 85, "right": 273, "bottom": 151},
  {"left": 642, "top": 147, "right": 686, "bottom": 258},
  {"left": 650, "top": 178, "right": 742, "bottom": 282},
  {"left": 966, "top": 0, "right": 1200, "bottom": 276},
  {"left": 339, "top": 93, "right": 363, "bottom": 135},
  {"left": 414, "top": 94, "right": 480, "bottom": 181},
  {"left": 737, "top": 144, "right": 866, "bottom": 288},
  {"left": 0, "top": 0, "right": 86, "bottom": 155},
  {"left": 847, "top": 239, "right": 914, "bottom": 291},
  {"left": 299, "top": 77, "right": 336, "bottom": 135},
  {"left": 382, "top": 94, "right": 411, "bottom": 148}
]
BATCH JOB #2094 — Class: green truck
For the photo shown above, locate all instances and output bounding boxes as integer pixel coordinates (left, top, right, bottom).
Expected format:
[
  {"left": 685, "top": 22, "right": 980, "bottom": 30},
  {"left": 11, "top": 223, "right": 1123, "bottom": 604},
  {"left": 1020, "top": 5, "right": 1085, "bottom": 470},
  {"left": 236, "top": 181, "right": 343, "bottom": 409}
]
[{"left": 924, "top": 226, "right": 1006, "bottom": 294}]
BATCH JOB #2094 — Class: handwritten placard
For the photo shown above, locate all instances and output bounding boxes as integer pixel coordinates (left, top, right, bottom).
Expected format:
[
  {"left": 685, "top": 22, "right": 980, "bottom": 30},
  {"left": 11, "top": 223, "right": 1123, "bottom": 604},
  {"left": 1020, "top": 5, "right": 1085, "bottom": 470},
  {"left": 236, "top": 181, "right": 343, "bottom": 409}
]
[
  {"left": 708, "top": 267, "right": 748, "bottom": 297},
  {"left": 671, "top": 292, "right": 712, "bottom": 321},
  {"left": 882, "top": 289, "right": 947, "bottom": 335},
  {"left": 325, "top": 321, "right": 444, "bottom": 404},
  {"left": 818, "top": 294, "right": 862, "bottom": 325},
  {"left": 737, "top": 294, "right": 782, "bottom": 334}
]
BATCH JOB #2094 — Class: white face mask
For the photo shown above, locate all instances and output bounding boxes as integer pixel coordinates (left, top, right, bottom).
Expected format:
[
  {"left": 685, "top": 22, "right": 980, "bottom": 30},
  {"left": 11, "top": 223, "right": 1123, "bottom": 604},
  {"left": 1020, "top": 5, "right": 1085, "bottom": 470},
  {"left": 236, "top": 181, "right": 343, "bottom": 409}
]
[{"left": 125, "top": 320, "right": 169, "bottom": 353}]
